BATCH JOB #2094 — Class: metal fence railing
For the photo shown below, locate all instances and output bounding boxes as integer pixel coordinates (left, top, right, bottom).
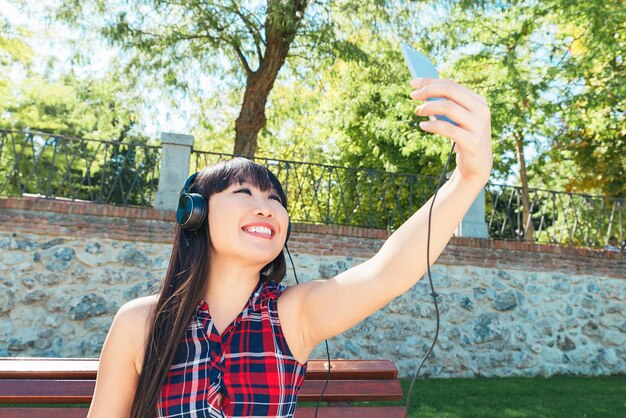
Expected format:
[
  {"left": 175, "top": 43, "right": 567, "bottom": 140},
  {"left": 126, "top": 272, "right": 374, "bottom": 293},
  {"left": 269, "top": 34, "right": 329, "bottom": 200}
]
[
  {"left": 0, "top": 130, "right": 160, "bottom": 206},
  {"left": 1, "top": 129, "right": 623, "bottom": 248},
  {"left": 486, "top": 183, "right": 624, "bottom": 248},
  {"left": 192, "top": 150, "right": 439, "bottom": 230}
]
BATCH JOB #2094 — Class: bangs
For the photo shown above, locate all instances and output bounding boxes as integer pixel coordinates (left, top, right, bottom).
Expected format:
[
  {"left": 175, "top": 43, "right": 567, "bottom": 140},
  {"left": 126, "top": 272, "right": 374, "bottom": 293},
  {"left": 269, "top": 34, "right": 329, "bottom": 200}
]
[{"left": 199, "top": 158, "right": 287, "bottom": 207}]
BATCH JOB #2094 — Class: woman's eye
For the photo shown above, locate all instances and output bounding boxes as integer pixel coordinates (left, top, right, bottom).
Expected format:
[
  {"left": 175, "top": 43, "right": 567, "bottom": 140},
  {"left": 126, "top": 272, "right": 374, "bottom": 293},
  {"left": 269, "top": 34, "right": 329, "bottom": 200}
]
[{"left": 235, "top": 188, "right": 280, "bottom": 203}]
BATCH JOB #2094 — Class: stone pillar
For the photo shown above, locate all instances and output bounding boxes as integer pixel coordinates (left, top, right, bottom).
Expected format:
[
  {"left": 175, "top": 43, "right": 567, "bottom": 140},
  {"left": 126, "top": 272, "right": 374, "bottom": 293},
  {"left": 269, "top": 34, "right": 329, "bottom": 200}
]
[
  {"left": 153, "top": 132, "right": 194, "bottom": 211},
  {"left": 456, "top": 188, "right": 489, "bottom": 238}
]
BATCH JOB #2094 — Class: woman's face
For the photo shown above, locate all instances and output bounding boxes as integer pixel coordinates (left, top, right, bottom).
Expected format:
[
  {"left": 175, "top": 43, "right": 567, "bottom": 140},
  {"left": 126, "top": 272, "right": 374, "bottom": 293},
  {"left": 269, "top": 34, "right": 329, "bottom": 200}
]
[{"left": 207, "top": 180, "right": 289, "bottom": 268}]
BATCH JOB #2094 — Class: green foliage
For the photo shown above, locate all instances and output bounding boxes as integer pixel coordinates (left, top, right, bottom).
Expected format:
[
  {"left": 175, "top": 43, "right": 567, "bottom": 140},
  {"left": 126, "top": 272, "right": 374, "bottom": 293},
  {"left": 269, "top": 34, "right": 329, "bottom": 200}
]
[
  {"left": 5, "top": 73, "right": 141, "bottom": 139},
  {"left": 3, "top": 0, "right": 624, "bottom": 216},
  {"left": 0, "top": 16, "right": 33, "bottom": 121},
  {"left": 49, "top": 0, "right": 336, "bottom": 156},
  {"left": 0, "top": 14, "right": 158, "bottom": 205},
  {"left": 547, "top": 1, "right": 626, "bottom": 197},
  {"left": 423, "top": 0, "right": 625, "bottom": 197},
  {"left": 261, "top": 26, "right": 457, "bottom": 176}
]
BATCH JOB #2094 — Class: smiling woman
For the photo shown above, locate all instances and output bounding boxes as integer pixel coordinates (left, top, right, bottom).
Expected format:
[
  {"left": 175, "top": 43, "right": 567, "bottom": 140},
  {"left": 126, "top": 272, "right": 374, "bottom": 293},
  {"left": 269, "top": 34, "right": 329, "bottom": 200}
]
[
  {"left": 87, "top": 75, "right": 493, "bottom": 418},
  {"left": 89, "top": 158, "right": 299, "bottom": 418}
]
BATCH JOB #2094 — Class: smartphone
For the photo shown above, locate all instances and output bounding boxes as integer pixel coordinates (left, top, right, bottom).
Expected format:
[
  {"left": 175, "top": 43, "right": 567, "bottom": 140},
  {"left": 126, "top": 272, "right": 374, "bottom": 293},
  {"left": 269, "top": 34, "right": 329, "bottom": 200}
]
[{"left": 400, "top": 42, "right": 456, "bottom": 125}]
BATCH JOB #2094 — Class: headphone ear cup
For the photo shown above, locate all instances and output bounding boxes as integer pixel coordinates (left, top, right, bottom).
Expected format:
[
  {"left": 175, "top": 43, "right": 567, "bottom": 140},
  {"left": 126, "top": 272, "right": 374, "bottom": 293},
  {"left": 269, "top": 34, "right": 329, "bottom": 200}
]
[
  {"left": 176, "top": 194, "right": 190, "bottom": 225},
  {"left": 177, "top": 192, "right": 207, "bottom": 231}
]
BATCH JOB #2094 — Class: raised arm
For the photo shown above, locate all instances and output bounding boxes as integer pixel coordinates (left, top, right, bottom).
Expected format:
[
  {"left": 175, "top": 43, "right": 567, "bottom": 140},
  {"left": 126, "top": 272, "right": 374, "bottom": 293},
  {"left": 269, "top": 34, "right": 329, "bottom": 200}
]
[{"left": 282, "top": 78, "right": 492, "bottom": 358}]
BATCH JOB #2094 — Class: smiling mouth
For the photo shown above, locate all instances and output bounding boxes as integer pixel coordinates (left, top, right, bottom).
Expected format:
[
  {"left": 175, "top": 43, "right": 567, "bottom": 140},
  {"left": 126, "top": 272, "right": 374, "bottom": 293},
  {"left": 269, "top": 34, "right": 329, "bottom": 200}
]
[{"left": 242, "top": 226, "right": 274, "bottom": 238}]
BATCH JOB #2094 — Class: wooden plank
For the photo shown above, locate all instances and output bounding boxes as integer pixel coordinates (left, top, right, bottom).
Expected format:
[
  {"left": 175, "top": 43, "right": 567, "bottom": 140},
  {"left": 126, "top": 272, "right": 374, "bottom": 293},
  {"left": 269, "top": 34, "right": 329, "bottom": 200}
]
[
  {"left": 0, "top": 408, "right": 88, "bottom": 418},
  {"left": 0, "top": 406, "right": 407, "bottom": 418},
  {"left": 296, "top": 406, "right": 407, "bottom": 418},
  {"left": 0, "top": 358, "right": 398, "bottom": 381},
  {"left": 306, "top": 359, "right": 398, "bottom": 380},
  {"left": 299, "top": 380, "right": 403, "bottom": 402},
  {"left": 0, "top": 379, "right": 403, "bottom": 404},
  {"left": 0, "top": 380, "right": 94, "bottom": 404},
  {"left": 0, "top": 358, "right": 98, "bottom": 379}
]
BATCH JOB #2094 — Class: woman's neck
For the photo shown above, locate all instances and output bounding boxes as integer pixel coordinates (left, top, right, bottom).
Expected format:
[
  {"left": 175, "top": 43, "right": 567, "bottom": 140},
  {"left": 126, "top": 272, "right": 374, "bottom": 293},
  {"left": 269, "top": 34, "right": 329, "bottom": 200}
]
[
  {"left": 203, "top": 259, "right": 261, "bottom": 335},
  {"left": 203, "top": 254, "right": 261, "bottom": 311}
]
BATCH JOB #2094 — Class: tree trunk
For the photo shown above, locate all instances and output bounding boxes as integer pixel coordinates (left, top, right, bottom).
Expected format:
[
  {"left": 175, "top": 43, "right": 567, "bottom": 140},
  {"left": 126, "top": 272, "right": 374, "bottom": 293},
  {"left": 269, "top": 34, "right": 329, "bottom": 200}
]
[
  {"left": 233, "top": 72, "right": 272, "bottom": 158},
  {"left": 514, "top": 132, "right": 534, "bottom": 241},
  {"left": 233, "top": 0, "right": 307, "bottom": 158}
]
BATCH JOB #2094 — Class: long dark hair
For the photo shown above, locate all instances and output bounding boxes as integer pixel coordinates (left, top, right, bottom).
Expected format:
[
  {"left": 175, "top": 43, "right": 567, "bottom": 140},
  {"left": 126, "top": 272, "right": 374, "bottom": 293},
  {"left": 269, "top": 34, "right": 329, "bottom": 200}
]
[{"left": 130, "top": 158, "right": 288, "bottom": 417}]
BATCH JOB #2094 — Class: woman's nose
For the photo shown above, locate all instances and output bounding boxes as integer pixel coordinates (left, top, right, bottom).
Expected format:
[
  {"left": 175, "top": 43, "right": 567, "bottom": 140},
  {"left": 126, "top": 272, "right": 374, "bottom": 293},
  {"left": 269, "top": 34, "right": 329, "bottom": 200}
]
[
  {"left": 254, "top": 207, "right": 272, "bottom": 217},
  {"left": 252, "top": 200, "right": 273, "bottom": 217}
]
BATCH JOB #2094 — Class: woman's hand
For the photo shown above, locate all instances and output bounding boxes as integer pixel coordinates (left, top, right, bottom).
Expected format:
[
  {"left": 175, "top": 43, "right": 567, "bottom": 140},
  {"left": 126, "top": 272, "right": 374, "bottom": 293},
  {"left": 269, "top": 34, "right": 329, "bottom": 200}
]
[{"left": 410, "top": 78, "right": 493, "bottom": 188}]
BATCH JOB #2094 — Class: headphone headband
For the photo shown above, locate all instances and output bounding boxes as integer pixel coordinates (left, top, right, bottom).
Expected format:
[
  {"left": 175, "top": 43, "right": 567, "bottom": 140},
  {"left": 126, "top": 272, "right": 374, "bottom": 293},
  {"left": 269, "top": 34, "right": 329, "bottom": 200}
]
[{"left": 183, "top": 172, "right": 198, "bottom": 194}]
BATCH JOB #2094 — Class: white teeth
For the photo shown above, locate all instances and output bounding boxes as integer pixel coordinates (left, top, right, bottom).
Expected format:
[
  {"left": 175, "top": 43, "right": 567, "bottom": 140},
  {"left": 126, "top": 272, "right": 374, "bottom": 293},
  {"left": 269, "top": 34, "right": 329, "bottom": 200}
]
[{"left": 244, "top": 226, "right": 272, "bottom": 236}]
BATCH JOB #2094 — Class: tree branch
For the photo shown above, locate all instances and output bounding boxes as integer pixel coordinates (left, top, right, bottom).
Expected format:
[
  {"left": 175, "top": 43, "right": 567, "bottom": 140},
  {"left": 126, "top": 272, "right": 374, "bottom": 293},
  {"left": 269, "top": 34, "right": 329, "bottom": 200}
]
[
  {"left": 232, "top": 43, "right": 253, "bottom": 76},
  {"left": 230, "top": 1, "right": 265, "bottom": 63}
]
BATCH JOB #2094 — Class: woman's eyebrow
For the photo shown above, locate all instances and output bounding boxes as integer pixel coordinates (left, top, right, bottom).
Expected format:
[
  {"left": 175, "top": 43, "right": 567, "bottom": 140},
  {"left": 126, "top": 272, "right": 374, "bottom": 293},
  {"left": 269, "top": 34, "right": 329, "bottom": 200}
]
[{"left": 233, "top": 182, "right": 278, "bottom": 195}]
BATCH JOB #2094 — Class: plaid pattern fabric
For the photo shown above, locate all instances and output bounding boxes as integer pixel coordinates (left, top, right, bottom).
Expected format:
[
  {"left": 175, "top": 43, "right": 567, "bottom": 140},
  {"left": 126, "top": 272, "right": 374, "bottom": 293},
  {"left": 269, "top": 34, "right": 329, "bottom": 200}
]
[{"left": 157, "top": 280, "right": 307, "bottom": 417}]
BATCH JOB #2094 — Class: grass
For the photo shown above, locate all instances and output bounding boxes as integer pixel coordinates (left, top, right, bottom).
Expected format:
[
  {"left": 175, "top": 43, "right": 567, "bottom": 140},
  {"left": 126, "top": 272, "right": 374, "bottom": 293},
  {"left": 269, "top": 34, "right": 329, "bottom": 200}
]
[{"left": 397, "top": 375, "right": 626, "bottom": 417}]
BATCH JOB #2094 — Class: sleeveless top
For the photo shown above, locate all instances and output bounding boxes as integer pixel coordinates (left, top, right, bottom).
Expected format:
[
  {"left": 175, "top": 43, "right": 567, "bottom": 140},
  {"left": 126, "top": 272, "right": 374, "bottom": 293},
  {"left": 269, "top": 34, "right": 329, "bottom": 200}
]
[{"left": 157, "top": 280, "right": 307, "bottom": 417}]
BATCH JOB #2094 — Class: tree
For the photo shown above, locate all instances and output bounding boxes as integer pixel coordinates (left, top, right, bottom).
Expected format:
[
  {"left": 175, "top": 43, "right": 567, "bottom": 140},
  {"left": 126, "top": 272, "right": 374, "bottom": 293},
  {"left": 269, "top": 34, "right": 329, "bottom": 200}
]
[
  {"left": 0, "top": 15, "right": 34, "bottom": 129},
  {"left": 250, "top": 19, "right": 464, "bottom": 228},
  {"left": 0, "top": 10, "right": 158, "bottom": 205},
  {"left": 410, "top": 0, "right": 625, "bottom": 246},
  {"left": 0, "top": 70, "right": 158, "bottom": 205},
  {"left": 51, "top": 0, "right": 337, "bottom": 158},
  {"left": 546, "top": 1, "right": 625, "bottom": 198},
  {"left": 6, "top": 73, "right": 139, "bottom": 138}
]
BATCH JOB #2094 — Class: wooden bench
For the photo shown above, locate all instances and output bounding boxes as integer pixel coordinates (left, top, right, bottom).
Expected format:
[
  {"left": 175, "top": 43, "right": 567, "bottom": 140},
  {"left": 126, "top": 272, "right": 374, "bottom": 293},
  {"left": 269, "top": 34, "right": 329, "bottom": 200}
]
[{"left": 0, "top": 357, "right": 406, "bottom": 417}]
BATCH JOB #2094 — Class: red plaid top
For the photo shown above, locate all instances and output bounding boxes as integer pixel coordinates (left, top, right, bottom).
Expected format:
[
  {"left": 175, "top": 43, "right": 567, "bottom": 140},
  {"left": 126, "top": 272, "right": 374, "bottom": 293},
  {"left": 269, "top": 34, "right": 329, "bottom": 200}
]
[{"left": 157, "top": 280, "right": 307, "bottom": 417}]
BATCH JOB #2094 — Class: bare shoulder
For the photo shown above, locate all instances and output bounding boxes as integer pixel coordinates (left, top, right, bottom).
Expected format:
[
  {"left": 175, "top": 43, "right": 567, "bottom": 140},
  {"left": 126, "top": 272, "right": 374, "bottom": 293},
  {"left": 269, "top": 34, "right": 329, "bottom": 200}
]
[
  {"left": 115, "top": 294, "right": 158, "bottom": 334},
  {"left": 278, "top": 280, "right": 319, "bottom": 309},
  {"left": 111, "top": 294, "right": 159, "bottom": 372},
  {"left": 117, "top": 294, "right": 159, "bottom": 320}
]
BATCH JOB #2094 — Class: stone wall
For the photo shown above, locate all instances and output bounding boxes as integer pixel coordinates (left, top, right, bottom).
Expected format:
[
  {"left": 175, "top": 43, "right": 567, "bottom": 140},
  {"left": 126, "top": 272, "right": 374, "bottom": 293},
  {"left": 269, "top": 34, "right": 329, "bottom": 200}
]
[{"left": 1, "top": 196, "right": 624, "bottom": 377}]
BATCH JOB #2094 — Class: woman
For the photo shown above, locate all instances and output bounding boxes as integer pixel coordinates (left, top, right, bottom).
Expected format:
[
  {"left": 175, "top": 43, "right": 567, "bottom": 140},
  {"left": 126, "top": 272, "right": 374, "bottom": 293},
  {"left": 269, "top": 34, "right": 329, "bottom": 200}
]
[{"left": 88, "top": 77, "right": 492, "bottom": 417}]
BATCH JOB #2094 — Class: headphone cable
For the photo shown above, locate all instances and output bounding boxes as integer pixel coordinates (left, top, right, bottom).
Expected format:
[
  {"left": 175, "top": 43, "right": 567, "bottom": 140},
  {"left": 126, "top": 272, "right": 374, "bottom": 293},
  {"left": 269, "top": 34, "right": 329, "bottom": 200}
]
[{"left": 405, "top": 141, "right": 456, "bottom": 411}]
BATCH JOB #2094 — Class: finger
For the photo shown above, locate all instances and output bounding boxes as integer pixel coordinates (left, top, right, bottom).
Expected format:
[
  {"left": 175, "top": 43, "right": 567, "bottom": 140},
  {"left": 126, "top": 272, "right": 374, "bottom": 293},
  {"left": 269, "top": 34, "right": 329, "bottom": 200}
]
[
  {"left": 410, "top": 77, "right": 487, "bottom": 105},
  {"left": 410, "top": 79, "right": 487, "bottom": 113},
  {"left": 410, "top": 81, "right": 483, "bottom": 113},
  {"left": 409, "top": 77, "right": 438, "bottom": 89},
  {"left": 424, "top": 79, "right": 488, "bottom": 107},
  {"left": 418, "top": 119, "right": 475, "bottom": 150},
  {"left": 416, "top": 98, "right": 475, "bottom": 131}
]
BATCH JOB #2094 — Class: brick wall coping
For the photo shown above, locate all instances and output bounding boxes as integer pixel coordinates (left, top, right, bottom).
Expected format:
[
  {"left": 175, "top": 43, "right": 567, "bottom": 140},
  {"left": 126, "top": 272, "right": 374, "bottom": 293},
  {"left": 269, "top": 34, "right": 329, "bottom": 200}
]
[
  {"left": 0, "top": 195, "right": 173, "bottom": 221},
  {"left": 1, "top": 196, "right": 623, "bottom": 262}
]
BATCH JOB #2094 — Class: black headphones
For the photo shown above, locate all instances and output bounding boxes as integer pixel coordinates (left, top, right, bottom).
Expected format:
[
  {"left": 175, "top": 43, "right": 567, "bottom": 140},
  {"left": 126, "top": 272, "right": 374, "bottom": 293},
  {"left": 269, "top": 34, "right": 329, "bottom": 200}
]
[
  {"left": 176, "top": 172, "right": 291, "bottom": 244},
  {"left": 176, "top": 172, "right": 207, "bottom": 231}
]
